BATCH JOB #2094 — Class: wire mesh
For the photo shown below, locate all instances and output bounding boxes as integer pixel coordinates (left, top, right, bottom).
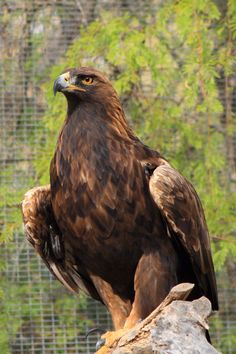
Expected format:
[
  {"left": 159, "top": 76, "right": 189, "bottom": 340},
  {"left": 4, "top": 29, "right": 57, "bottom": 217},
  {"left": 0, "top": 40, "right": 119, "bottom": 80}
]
[
  {"left": 0, "top": 1, "right": 236, "bottom": 353},
  {"left": 4, "top": 234, "right": 112, "bottom": 354}
]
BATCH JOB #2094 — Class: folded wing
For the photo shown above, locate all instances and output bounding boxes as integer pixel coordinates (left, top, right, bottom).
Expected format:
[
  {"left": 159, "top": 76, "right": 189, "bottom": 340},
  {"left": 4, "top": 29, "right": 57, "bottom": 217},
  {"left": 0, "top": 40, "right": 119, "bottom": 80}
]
[
  {"left": 22, "top": 185, "right": 101, "bottom": 301},
  {"left": 149, "top": 163, "right": 218, "bottom": 310}
]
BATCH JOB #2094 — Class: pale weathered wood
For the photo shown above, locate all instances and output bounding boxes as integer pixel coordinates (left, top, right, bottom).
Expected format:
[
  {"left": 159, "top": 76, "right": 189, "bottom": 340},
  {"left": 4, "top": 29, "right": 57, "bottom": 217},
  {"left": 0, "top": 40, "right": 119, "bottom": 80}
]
[
  {"left": 139, "top": 282, "right": 195, "bottom": 329},
  {"left": 114, "top": 282, "right": 195, "bottom": 349},
  {"left": 97, "top": 283, "right": 220, "bottom": 354}
]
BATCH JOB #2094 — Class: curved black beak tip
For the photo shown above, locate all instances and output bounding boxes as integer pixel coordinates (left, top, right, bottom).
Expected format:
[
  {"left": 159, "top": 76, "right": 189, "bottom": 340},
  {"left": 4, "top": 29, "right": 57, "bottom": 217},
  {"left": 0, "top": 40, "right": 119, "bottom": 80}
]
[
  {"left": 53, "top": 74, "right": 69, "bottom": 96},
  {"left": 53, "top": 78, "right": 61, "bottom": 96}
]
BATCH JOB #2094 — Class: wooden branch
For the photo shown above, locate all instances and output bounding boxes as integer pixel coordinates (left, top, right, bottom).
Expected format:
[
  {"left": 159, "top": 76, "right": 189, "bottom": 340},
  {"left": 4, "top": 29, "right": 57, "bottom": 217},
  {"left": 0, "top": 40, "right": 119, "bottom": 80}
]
[
  {"left": 139, "top": 282, "right": 194, "bottom": 329},
  {"left": 98, "top": 283, "right": 220, "bottom": 354}
]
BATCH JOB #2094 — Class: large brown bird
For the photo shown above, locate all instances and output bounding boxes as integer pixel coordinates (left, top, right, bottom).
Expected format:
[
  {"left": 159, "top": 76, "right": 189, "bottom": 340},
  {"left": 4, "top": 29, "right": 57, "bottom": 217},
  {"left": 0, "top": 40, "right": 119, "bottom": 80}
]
[{"left": 22, "top": 67, "right": 218, "bottom": 339}]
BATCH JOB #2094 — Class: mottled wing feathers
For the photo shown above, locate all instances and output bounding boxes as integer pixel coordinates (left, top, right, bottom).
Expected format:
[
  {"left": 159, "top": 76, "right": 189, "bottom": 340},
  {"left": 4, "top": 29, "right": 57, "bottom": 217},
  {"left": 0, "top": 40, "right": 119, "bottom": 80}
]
[
  {"left": 149, "top": 164, "right": 218, "bottom": 310},
  {"left": 22, "top": 186, "right": 101, "bottom": 301}
]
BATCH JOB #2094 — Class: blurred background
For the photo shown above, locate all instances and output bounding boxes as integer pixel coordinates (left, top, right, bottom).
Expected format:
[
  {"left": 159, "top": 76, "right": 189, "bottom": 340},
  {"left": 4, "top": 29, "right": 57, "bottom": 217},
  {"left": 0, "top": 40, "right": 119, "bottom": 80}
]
[{"left": 0, "top": 0, "right": 236, "bottom": 353}]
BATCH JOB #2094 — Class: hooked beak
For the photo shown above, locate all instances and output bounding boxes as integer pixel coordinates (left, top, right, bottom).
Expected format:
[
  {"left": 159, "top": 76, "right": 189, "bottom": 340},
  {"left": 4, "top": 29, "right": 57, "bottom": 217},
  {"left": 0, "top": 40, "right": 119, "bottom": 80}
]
[
  {"left": 53, "top": 72, "right": 86, "bottom": 96},
  {"left": 53, "top": 72, "right": 70, "bottom": 96}
]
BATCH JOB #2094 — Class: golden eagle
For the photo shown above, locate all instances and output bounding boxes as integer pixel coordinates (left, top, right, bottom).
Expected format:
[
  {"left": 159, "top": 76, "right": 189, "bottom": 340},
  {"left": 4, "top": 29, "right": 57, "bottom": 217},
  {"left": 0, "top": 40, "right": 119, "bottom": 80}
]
[{"left": 22, "top": 67, "right": 218, "bottom": 335}]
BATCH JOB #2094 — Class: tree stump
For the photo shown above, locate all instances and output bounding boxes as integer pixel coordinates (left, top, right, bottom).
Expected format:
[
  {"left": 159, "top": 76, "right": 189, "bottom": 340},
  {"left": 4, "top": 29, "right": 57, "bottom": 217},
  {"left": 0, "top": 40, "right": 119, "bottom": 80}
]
[{"left": 99, "top": 283, "right": 220, "bottom": 354}]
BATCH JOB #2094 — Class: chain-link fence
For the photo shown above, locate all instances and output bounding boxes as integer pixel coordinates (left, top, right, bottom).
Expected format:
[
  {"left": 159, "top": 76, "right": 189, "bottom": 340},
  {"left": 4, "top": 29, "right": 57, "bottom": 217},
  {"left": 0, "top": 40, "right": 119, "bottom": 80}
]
[{"left": 0, "top": 1, "right": 236, "bottom": 353}]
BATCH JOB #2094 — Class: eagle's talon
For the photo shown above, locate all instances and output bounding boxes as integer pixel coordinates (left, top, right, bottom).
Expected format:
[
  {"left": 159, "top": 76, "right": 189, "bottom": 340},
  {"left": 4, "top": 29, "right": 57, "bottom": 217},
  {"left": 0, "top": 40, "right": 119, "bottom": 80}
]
[
  {"left": 85, "top": 327, "right": 105, "bottom": 339},
  {"left": 96, "top": 338, "right": 106, "bottom": 351}
]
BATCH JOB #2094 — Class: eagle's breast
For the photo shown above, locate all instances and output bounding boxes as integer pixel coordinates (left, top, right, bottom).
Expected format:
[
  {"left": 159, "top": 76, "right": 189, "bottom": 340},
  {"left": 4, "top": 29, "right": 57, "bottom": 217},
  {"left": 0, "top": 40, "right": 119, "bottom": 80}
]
[{"left": 51, "top": 111, "right": 145, "bottom": 239}]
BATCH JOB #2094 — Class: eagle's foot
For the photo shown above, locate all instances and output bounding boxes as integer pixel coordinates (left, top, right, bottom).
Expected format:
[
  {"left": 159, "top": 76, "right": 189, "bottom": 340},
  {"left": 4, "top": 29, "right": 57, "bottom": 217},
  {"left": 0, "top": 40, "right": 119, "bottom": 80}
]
[{"left": 95, "top": 328, "right": 128, "bottom": 353}]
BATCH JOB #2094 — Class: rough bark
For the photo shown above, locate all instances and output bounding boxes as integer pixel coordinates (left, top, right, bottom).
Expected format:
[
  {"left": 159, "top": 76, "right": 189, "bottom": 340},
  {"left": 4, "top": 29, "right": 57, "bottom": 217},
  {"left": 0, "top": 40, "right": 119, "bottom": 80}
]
[{"left": 100, "top": 283, "right": 220, "bottom": 354}]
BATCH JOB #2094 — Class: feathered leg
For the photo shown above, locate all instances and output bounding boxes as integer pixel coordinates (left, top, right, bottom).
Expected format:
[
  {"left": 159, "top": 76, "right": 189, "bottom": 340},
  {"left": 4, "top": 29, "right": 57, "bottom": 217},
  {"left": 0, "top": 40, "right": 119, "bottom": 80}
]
[{"left": 124, "top": 249, "right": 178, "bottom": 329}]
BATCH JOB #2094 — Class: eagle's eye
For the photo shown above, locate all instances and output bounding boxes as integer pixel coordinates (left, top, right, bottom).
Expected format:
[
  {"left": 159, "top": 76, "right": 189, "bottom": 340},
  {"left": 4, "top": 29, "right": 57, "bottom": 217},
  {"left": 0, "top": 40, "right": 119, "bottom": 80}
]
[{"left": 81, "top": 77, "right": 94, "bottom": 85}]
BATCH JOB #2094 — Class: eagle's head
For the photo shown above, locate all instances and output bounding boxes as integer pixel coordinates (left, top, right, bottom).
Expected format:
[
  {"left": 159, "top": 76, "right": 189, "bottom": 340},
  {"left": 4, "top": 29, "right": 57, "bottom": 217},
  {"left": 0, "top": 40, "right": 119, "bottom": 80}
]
[
  {"left": 53, "top": 67, "right": 131, "bottom": 136},
  {"left": 53, "top": 67, "right": 118, "bottom": 103}
]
